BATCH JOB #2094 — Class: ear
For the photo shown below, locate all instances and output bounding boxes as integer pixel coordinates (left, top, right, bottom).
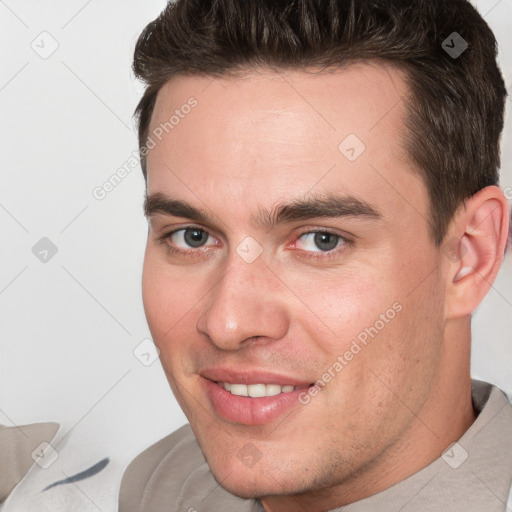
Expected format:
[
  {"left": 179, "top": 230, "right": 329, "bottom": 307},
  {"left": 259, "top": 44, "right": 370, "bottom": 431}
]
[{"left": 443, "top": 186, "right": 510, "bottom": 319}]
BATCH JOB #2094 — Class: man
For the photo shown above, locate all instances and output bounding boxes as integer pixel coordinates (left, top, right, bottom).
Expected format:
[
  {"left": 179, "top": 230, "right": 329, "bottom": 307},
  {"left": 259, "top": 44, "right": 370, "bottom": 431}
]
[{"left": 119, "top": 0, "right": 512, "bottom": 510}]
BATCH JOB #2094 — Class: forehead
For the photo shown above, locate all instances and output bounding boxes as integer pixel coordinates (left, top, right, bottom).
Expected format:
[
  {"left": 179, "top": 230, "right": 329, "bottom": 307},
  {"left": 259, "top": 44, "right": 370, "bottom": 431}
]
[{"left": 146, "top": 63, "right": 426, "bottom": 226}]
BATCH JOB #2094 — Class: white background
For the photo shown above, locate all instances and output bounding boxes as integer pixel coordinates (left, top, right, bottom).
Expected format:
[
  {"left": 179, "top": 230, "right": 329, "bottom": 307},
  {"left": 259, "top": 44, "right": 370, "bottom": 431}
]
[{"left": 1, "top": 0, "right": 511, "bottom": 475}]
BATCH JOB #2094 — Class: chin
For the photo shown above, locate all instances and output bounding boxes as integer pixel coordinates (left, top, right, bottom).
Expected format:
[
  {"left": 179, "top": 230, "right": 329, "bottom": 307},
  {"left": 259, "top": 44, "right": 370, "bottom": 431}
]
[
  {"left": 211, "top": 473, "right": 283, "bottom": 500},
  {"left": 207, "top": 458, "right": 307, "bottom": 500}
]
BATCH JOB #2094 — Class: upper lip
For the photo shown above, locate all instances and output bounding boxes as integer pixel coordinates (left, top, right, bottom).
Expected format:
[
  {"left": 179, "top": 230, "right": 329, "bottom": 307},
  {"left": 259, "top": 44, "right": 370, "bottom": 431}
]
[{"left": 200, "top": 367, "right": 312, "bottom": 387}]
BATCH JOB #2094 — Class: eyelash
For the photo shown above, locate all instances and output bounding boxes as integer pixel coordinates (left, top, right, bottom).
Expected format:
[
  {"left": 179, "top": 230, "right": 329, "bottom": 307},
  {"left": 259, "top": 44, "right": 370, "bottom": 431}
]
[
  {"left": 292, "top": 229, "right": 353, "bottom": 260},
  {"left": 157, "top": 226, "right": 353, "bottom": 261},
  {"left": 157, "top": 226, "right": 214, "bottom": 260}
]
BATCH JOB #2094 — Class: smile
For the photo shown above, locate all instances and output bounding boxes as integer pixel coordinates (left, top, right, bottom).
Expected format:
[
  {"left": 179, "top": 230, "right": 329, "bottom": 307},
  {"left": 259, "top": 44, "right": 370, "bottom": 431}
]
[{"left": 201, "top": 375, "right": 313, "bottom": 425}]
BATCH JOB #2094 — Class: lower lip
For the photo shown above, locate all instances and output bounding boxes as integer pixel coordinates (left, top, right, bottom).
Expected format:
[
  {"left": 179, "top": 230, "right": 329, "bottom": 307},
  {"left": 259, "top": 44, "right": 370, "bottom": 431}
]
[{"left": 203, "top": 379, "right": 307, "bottom": 426}]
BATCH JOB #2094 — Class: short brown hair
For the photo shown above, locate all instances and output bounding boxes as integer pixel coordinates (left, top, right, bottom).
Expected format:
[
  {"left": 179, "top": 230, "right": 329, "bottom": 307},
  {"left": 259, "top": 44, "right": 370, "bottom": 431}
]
[{"left": 133, "top": 0, "right": 507, "bottom": 245}]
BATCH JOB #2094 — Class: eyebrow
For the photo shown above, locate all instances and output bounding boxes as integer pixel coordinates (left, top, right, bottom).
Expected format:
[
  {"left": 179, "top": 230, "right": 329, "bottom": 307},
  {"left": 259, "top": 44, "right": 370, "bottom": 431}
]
[
  {"left": 144, "top": 192, "right": 210, "bottom": 223},
  {"left": 144, "top": 192, "right": 382, "bottom": 228},
  {"left": 253, "top": 194, "right": 382, "bottom": 228}
]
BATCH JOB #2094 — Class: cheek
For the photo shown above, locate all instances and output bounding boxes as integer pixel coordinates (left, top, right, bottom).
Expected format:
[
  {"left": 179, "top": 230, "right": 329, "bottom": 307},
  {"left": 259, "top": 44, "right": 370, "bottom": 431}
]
[
  {"left": 290, "top": 254, "right": 444, "bottom": 402},
  {"left": 142, "top": 251, "right": 197, "bottom": 335},
  {"left": 141, "top": 253, "right": 201, "bottom": 376},
  {"left": 282, "top": 265, "right": 388, "bottom": 356},
  {"left": 141, "top": 256, "right": 195, "bottom": 395},
  {"left": 142, "top": 259, "right": 172, "bottom": 336},
  {"left": 350, "top": 271, "right": 446, "bottom": 418}
]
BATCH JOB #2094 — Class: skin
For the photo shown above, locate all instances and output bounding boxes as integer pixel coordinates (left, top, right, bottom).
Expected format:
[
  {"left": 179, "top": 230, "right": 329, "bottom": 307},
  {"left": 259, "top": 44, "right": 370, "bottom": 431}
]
[{"left": 141, "top": 63, "right": 509, "bottom": 511}]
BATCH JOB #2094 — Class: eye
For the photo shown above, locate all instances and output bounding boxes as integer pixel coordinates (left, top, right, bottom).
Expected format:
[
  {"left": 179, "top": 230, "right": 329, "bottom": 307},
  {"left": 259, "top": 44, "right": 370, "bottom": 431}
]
[
  {"left": 295, "top": 231, "right": 344, "bottom": 252},
  {"left": 168, "top": 228, "right": 211, "bottom": 249}
]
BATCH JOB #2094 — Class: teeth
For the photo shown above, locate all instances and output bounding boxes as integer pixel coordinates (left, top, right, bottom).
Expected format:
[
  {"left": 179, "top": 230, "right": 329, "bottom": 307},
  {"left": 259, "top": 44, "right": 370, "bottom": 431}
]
[
  {"left": 265, "top": 384, "right": 282, "bottom": 396},
  {"left": 230, "top": 384, "right": 248, "bottom": 396},
  {"left": 221, "top": 382, "right": 296, "bottom": 397},
  {"left": 248, "top": 384, "right": 266, "bottom": 398}
]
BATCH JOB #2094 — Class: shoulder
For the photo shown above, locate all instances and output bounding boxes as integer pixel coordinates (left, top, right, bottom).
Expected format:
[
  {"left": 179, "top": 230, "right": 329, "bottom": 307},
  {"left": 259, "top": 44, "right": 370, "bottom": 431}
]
[
  {"left": 119, "top": 424, "right": 207, "bottom": 511},
  {"left": 119, "top": 424, "right": 259, "bottom": 512}
]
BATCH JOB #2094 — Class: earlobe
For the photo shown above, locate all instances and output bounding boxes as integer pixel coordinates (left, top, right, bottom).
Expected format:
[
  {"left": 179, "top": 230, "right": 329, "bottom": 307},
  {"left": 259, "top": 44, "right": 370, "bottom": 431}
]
[{"left": 445, "top": 186, "right": 509, "bottom": 318}]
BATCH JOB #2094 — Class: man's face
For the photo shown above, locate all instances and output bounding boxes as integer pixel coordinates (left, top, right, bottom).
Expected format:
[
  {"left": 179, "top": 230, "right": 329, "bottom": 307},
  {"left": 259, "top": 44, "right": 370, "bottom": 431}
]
[{"left": 142, "top": 65, "right": 449, "bottom": 502}]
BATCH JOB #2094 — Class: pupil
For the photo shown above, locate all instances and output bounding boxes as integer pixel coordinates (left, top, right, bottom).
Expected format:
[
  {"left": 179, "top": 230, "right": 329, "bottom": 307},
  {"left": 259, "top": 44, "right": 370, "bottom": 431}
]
[
  {"left": 314, "top": 232, "right": 338, "bottom": 251},
  {"left": 185, "top": 229, "right": 206, "bottom": 247}
]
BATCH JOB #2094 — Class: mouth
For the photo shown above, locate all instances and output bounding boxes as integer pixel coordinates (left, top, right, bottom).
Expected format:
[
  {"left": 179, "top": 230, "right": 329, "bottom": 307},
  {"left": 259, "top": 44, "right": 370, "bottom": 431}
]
[{"left": 200, "top": 370, "right": 313, "bottom": 426}]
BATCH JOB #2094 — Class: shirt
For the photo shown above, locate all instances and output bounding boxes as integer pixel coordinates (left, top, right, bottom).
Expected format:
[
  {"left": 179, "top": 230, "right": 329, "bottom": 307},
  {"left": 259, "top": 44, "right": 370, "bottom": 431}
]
[
  {"left": 0, "top": 420, "right": 116, "bottom": 512},
  {"left": 0, "top": 422, "right": 59, "bottom": 510},
  {"left": 119, "top": 380, "right": 512, "bottom": 511}
]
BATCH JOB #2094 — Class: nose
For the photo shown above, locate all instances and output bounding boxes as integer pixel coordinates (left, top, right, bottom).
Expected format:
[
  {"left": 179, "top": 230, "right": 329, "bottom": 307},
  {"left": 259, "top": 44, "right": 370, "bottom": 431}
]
[{"left": 196, "top": 257, "right": 290, "bottom": 351}]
